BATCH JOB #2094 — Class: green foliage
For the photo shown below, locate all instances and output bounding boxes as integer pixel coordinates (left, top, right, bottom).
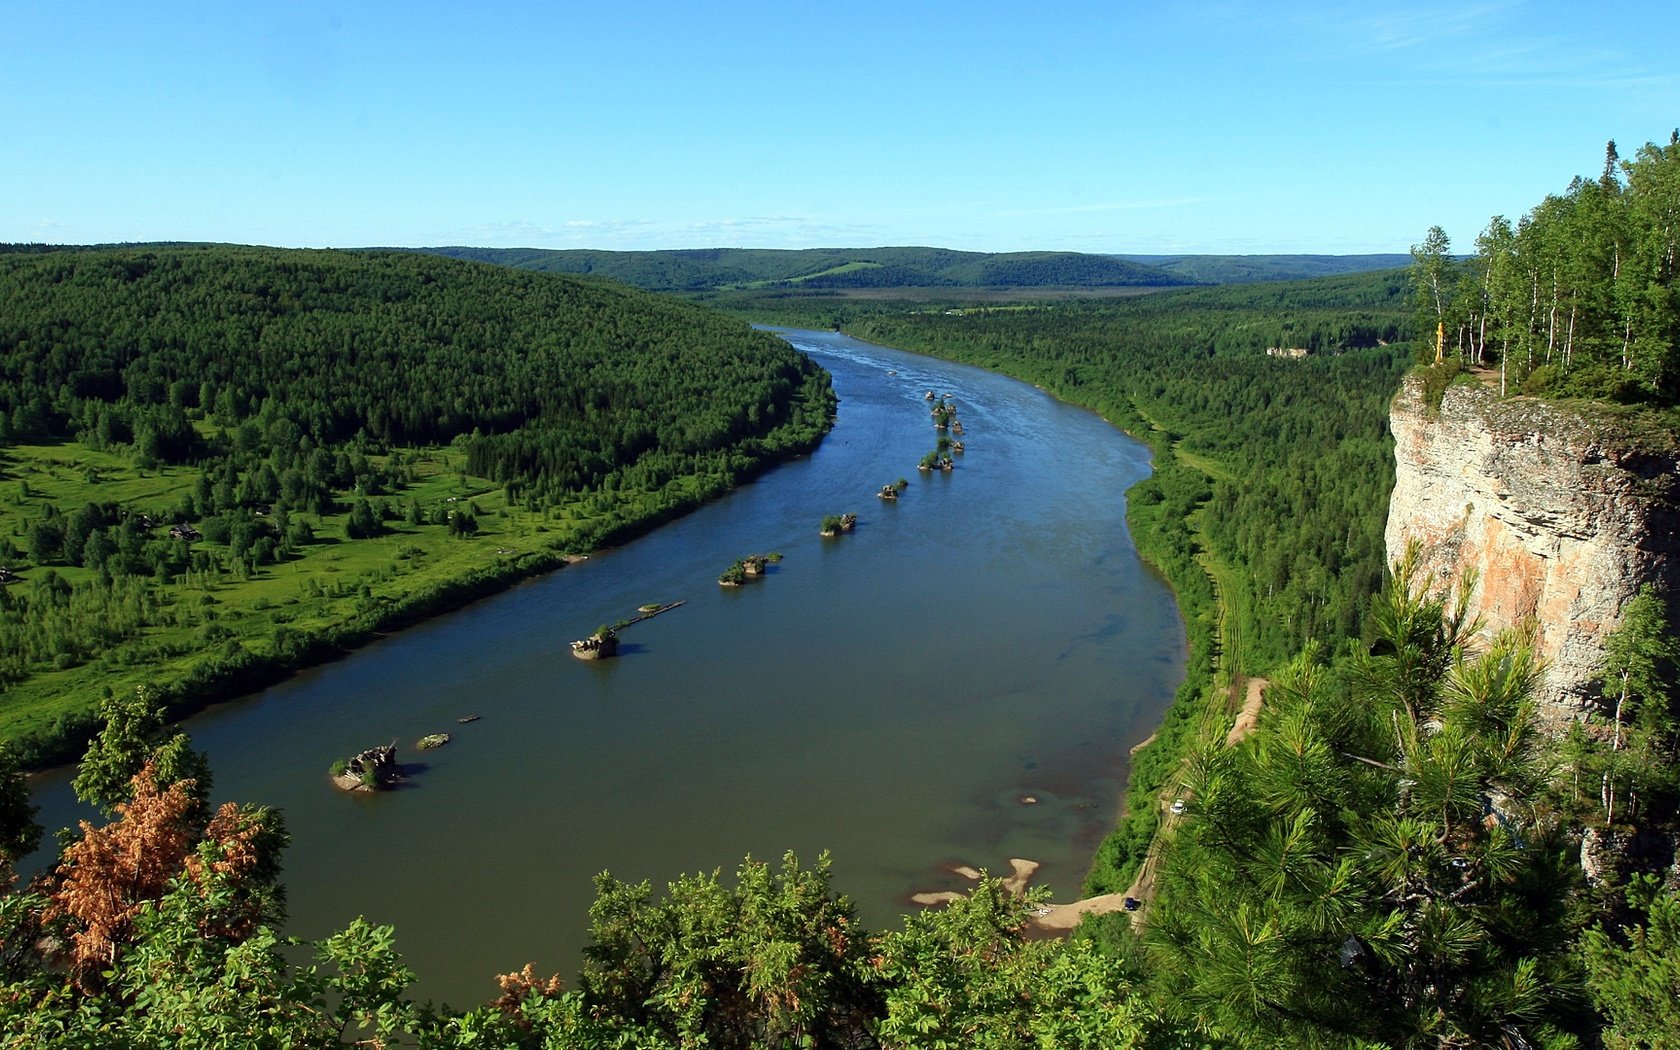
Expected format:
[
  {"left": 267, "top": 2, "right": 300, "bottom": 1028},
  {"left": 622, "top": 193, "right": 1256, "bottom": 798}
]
[
  {"left": 1420, "top": 131, "right": 1680, "bottom": 402},
  {"left": 72, "top": 685, "right": 210, "bottom": 815},
  {"left": 423, "top": 245, "right": 1195, "bottom": 293},
  {"left": 1120, "top": 253, "right": 1413, "bottom": 284},
  {"left": 1580, "top": 877, "right": 1680, "bottom": 1049},
  {"left": 1144, "top": 564, "right": 1585, "bottom": 1046},
  {"left": 344, "top": 498, "right": 381, "bottom": 540},
  {"left": 0, "top": 744, "right": 39, "bottom": 864},
  {"left": 576, "top": 852, "right": 879, "bottom": 1048},
  {"left": 1574, "top": 584, "right": 1680, "bottom": 826},
  {"left": 873, "top": 879, "right": 1159, "bottom": 1048},
  {"left": 0, "top": 245, "right": 837, "bottom": 763}
]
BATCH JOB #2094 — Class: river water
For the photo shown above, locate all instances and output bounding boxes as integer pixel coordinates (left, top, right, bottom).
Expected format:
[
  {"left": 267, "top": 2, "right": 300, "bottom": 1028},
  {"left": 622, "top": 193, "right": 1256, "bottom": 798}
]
[{"left": 25, "top": 328, "right": 1185, "bottom": 1008}]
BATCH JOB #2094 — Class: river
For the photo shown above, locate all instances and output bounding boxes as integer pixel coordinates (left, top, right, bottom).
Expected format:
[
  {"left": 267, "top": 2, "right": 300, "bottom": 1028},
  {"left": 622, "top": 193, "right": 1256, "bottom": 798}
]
[{"left": 25, "top": 328, "right": 1185, "bottom": 1008}]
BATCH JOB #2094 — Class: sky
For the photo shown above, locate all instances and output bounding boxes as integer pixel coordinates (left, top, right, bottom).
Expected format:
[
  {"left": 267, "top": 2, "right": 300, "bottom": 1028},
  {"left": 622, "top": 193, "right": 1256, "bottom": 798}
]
[{"left": 4, "top": 1, "right": 1678, "bottom": 255}]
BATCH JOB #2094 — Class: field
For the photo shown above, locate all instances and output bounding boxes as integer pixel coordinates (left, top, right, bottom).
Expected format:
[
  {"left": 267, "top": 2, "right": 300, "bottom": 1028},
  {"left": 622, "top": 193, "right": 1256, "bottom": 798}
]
[{"left": 0, "top": 435, "right": 689, "bottom": 760}]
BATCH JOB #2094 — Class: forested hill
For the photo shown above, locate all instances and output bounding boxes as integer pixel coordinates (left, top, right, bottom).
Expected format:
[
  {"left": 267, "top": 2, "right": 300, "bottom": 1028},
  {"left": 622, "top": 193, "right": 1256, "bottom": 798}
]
[
  {"left": 0, "top": 246, "right": 829, "bottom": 485},
  {"left": 1118, "top": 253, "right": 1411, "bottom": 284},
  {"left": 0, "top": 245, "right": 834, "bottom": 761},
  {"left": 413, "top": 245, "right": 1196, "bottom": 292}
]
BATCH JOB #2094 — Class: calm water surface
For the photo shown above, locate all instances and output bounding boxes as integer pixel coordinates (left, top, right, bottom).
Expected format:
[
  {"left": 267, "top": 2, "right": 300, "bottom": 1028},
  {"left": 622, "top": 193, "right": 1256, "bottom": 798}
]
[{"left": 28, "top": 328, "right": 1185, "bottom": 1007}]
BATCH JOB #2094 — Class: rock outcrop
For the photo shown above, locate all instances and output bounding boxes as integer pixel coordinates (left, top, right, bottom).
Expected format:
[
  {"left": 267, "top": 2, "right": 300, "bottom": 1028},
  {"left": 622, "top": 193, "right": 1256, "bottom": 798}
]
[
  {"left": 1386, "top": 373, "right": 1680, "bottom": 726},
  {"left": 570, "top": 629, "right": 618, "bottom": 660},
  {"left": 333, "top": 744, "right": 403, "bottom": 791}
]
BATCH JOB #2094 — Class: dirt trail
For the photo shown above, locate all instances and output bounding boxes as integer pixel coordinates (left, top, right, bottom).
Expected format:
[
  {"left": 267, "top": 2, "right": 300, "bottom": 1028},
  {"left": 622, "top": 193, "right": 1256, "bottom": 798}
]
[
  {"left": 1023, "top": 676, "right": 1269, "bottom": 936},
  {"left": 1225, "top": 674, "right": 1268, "bottom": 746}
]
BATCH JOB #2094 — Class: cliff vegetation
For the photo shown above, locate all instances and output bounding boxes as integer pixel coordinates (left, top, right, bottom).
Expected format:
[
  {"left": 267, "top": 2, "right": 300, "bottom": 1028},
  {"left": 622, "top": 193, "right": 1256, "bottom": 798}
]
[{"left": 1410, "top": 132, "right": 1680, "bottom": 407}]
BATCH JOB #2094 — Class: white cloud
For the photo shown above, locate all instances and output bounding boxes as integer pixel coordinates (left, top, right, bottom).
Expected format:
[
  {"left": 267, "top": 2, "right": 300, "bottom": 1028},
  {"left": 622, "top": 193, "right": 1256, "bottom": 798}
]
[{"left": 995, "top": 198, "right": 1212, "bottom": 218}]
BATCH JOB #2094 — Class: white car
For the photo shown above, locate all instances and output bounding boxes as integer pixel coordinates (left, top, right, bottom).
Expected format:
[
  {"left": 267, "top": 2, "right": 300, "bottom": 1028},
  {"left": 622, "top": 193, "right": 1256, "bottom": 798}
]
[{"left": 1170, "top": 798, "right": 1186, "bottom": 816}]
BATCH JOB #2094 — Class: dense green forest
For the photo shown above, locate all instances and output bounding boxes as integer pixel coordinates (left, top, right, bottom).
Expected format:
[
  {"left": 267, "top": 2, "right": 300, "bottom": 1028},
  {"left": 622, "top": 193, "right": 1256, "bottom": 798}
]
[
  {"left": 0, "top": 246, "right": 834, "bottom": 763},
  {"left": 1414, "top": 133, "right": 1680, "bottom": 404},
  {"left": 1119, "top": 254, "right": 1412, "bottom": 284},
  {"left": 416, "top": 245, "right": 1196, "bottom": 292}
]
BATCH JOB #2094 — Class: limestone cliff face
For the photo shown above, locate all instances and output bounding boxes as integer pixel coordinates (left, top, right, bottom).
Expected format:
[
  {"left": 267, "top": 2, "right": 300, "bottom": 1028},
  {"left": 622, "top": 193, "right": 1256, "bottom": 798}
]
[{"left": 1385, "top": 374, "right": 1680, "bottom": 724}]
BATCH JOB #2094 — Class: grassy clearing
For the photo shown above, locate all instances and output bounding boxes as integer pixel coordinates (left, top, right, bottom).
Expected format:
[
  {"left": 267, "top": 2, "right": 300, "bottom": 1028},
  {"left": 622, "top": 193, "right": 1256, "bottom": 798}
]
[{"left": 0, "top": 439, "right": 636, "bottom": 760}]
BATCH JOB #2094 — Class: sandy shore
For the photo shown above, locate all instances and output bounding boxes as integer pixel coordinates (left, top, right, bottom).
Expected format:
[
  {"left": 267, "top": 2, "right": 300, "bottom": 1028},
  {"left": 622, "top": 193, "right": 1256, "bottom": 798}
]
[
  {"left": 910, "top": 858, "right": 1040, "bottom": 906},
  {"left": 915, "top": 676, "right": 1272, "bottom": 936}
]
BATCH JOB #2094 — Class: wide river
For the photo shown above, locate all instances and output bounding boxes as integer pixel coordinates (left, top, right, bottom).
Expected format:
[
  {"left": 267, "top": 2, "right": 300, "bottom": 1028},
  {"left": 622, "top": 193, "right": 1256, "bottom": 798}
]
[{"left": 27, "top": 328, "right": 1185, "bottom": 1007}]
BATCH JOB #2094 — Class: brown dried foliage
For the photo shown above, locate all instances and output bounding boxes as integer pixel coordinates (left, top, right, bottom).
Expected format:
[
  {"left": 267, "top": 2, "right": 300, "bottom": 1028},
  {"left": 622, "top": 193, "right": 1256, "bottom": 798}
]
[
  {"left": 182, "top": 802, "right": 281, "bottom": 943},
  {"left": 494, "top": 962, "right": 566, "bottom": 1017},
  {"left": 42, "top": 762, "right": 199, "bottom": 989}
]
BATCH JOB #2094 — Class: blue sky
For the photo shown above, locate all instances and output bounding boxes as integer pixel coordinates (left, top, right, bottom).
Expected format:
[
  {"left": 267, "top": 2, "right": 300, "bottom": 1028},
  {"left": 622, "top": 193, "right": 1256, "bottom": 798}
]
[{"left": 4, "top": 1, "right": 1677, "bottom": 254}]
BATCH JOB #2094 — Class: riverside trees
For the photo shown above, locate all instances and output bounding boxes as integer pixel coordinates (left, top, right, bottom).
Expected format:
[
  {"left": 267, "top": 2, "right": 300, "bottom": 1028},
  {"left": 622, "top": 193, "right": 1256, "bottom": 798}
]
[
  {"left": 0, "top": 245, "right": 835, "bottom": 763},
  {"left": 1147, "top": 553, "right": 1584, "bottom": 1046},
  {"left": 1414, "top": 131, "right": 1680, "bottom": 400},
  {"left": 9, "top": 559, "right": 1667, "bottom": 1046}
]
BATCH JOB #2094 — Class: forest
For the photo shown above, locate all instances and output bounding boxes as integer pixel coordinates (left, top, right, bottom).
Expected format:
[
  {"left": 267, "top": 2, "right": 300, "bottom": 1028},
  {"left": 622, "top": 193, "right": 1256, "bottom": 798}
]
[
  {"left": 1413, "top": 132, "right": 1680, "bottom": 406},
  {"left": 0, "top": 246, "right": 835, "bottom": 764},
  {"left": 3, "top": 135, "right": 1679, "bottom": 1046},
  {"left": 1118, "top": 254, "right": 1412, "bottom": 285},
  {"left": 418, "top": 245, "right": 1196, "bottom": 292},
  {"left": 422, "top": 246, "right": 1412, "bottom": 294}
]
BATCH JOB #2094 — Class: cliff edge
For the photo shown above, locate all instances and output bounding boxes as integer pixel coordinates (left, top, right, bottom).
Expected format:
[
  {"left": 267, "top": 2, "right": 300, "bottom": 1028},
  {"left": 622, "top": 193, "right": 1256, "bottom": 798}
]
[{"left": 1386, "top": 373, "right": 1680, "bottom": 725}]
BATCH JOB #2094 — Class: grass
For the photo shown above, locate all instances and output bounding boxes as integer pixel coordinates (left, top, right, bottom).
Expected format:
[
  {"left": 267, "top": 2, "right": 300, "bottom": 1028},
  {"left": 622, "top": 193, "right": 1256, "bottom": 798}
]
[
  {"left": 725, "top": 260, "right": 885, "bottom": 290},
  {"left": 0, "top": 439, "right": 634, "bottom": 759}
]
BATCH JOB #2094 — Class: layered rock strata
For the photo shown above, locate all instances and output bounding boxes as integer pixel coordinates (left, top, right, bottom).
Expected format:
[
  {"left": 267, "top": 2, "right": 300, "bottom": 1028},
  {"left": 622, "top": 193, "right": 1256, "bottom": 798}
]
[{"left": 1386, "top": 373, "right": 1680, "bottom": 726}]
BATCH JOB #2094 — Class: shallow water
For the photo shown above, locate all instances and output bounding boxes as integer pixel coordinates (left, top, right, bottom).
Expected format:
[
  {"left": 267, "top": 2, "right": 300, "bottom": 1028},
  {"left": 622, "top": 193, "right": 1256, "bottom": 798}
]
[{"left": 26, "top": 328, "right": 1185, "bottom": 1007}]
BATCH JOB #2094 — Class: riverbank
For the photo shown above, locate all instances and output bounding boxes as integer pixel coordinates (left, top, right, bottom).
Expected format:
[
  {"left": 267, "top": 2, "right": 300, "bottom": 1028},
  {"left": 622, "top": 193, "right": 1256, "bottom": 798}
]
[
  {"left": 23, "top": 326, "right": 1187, "bottom": 1002},
  {"left": 816, "top": 321, "right": 1229, "bottom": 899},
  {"left": 911, "top": 675, "right": 1269, "bottom": 936},
  {"left": 3, "top": 401, "right": 833, "bottom": 771}
]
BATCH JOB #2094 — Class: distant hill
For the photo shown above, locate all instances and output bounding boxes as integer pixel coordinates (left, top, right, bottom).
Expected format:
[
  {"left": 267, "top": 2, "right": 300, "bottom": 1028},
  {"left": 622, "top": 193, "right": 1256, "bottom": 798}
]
[
  {"left": 1116, "top": 254, "right": 1410, "bottom": 284},
  {"left": 6, "top": 243, "right": 1410, "bottom": 293},
  {"left": 414, "top": 246, "right": 1196, "bottom": 293}
]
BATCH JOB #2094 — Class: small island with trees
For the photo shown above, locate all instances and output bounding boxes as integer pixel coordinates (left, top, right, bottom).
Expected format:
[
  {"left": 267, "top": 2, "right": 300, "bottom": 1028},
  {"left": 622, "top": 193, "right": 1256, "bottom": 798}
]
[
  {"left": 329, "top": 743, "right": 403, "bottom": 791},
  {"left": 569, "top": 625, "right": 618, "bottom": 660},
  {"left": 818, "top": 513, "right": 857, "bottom": 538},
  {"left": 717, "top": 553, "right": 781, "bottom": 586}
]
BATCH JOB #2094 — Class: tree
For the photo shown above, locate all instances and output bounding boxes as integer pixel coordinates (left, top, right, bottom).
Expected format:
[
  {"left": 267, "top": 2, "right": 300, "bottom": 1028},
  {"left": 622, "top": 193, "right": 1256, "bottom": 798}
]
[
  {"left": 46, "top": 763, "right": 205, "bottom": 989},
  {"left": 73, "top": 685, "right": 212, "bottom": 815},
  {"left": 1596, "top": 584, "right": 1678, "bottom": 824},
  {"left": 1411, "top": 225, "right": 1454, "bottom": 364},
  {"left": 25, "top": 515, "right": 64, "bottom": 565},
  {"left": 1146, "top": 559, "right": 1578, "bottom": 1047},
  {"left": 1581, "top": 878, "right": 1680, "bottom": 1050},
  {"left": 0, "top": 744, "right": 40, "bottom": 865},
  {"left": 577, "top": 851, "right": 879, "bottom": 1049},
  {"left": 344, "top": 497, "right": 381, "bottom": 540}
]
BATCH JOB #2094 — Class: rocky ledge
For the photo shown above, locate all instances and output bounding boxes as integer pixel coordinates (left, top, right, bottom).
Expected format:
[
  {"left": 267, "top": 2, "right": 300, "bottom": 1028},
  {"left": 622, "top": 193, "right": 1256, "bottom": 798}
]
[{"left": 1386, "top": 373, "right": 1680, "bottom": 726}]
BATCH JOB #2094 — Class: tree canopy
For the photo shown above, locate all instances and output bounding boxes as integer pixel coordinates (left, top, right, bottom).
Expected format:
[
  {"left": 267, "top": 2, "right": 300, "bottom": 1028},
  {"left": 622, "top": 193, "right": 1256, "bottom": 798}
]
[
  {"left": 1415, "top": 132, "right": 1680, "bottom": 403},
  {"left": 0, "top": 246, "right": 835, "bottom": 764}
]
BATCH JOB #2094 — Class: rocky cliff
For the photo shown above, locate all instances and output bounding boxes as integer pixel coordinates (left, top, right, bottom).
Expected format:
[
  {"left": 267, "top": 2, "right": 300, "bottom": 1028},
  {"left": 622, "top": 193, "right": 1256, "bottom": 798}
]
[{"left": 1386, "top": 373, "right": 1680, "bottom": 725}]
